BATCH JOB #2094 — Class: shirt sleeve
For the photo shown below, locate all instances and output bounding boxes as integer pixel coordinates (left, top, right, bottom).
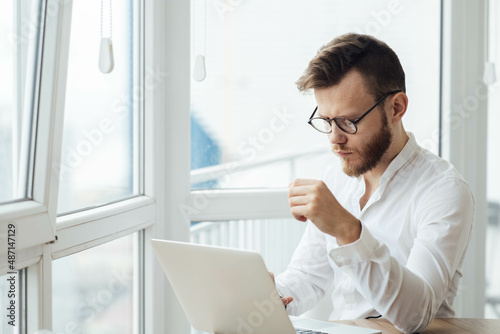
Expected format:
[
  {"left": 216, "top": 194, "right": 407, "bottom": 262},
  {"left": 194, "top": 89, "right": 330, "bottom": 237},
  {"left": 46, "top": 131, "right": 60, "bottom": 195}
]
[
  {"left": 329, "top": 177, "right": 474, "bottom": 333},
  {"left": 275, "top": 221, "right": 335, "bottom": 316}
]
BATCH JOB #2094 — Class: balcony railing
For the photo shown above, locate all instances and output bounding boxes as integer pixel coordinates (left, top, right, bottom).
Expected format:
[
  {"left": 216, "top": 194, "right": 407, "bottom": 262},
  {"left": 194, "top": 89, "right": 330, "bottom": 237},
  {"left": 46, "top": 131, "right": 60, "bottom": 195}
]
[
  {"left": 190, "top": 147, "right": 328, "bottom": 185},
  {"left": 191, "top": 218, "right": 306, "bottom": 275}
]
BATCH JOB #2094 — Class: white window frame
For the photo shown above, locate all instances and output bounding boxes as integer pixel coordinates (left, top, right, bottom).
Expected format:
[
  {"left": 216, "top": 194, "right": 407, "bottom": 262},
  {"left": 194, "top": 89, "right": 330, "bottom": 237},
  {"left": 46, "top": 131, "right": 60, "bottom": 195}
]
[
  {"left": 0, "top": 0, "right": 70, "bottom": 273},
  {"left": 441, "top": 0, "right": 487, "bottom": 317},
  {"left": 0, "top": 0, "right": 73, "bottom": 330},
  {"left": 1, "top": 0, "right": 157, "bottom": 332},
  {"left": 43, "top": 0, "right": 157, "bottom": 331},
  {"left": 142, "top": 0, "right": 191, "bottom": 332}
]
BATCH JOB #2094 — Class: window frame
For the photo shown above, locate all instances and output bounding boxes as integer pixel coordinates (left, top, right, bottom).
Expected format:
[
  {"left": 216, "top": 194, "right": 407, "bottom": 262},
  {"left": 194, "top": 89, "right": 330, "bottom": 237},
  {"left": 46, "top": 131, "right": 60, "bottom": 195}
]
[
  {"left": 142, "top": 0, "right": 191, "bottom": 332},
  {"left": 441, "top": 0, "right": 487, "bottom": 317},
  {"left": 0, "top": 0, "right": 67, "bottom": 273},
  {"left": 1, "top": 0, "right": 157, "bottom": 332},
  {"left": 45, "top": 0, "right": 155, "bottom": 332}
]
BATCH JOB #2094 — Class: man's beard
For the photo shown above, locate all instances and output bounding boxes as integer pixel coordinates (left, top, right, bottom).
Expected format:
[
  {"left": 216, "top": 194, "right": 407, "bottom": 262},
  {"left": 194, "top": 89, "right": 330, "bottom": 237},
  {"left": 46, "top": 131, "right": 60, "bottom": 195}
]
[{"left": 333, "top": 112, "right": 393, "bottom": 177}]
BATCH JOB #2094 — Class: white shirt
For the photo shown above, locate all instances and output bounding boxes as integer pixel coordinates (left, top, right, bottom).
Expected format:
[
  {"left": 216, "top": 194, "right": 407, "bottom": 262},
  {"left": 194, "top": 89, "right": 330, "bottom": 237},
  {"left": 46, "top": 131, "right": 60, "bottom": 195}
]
[{"left": 276, "top": 133, "right": 474, "bottom": 334}]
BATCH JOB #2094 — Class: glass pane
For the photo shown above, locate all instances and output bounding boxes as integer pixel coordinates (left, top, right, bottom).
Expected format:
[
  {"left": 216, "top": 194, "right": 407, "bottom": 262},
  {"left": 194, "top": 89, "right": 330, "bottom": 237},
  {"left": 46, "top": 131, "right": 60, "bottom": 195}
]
[
  {"left": 57, "top": 0, "right": 142, "bottom": 214},
  {"left": 53, "top": 233, "right": 139, "bottom": 333},
  {"left": 0, "top": 271, "right": 22, "bottom": 334},
  {"left": 485, "top": 0, "right": 500, "bottom": 319},
  {"left": 0, "top": 0, "right": 42, "bottom": 203},
  {"left": 190, "top": 0, "right": 441, "bottom": 189}
]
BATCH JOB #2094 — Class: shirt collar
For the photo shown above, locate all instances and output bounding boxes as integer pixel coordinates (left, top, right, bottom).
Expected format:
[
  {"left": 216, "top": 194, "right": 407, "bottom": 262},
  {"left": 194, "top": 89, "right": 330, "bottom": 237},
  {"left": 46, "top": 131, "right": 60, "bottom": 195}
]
[{"left": 379, "top": 132, "right": 418, "bottom": 187}]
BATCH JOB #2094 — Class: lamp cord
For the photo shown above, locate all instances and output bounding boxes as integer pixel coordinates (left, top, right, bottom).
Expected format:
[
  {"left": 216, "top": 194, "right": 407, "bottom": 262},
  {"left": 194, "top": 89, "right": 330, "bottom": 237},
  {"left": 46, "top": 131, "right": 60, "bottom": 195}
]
[{"left": 101, "top": 0, "right": 112, "bottom": 40}]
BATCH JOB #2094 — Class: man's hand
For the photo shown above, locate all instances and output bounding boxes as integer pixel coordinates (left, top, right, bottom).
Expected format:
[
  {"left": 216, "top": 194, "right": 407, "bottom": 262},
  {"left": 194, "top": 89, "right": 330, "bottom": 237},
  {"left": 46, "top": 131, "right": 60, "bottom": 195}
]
[
  {"left": 269, "top": 272, "right": 293, "bottom": 307},
  {"left": 288, "top": 179, "right": 361, "bottom": 245}
]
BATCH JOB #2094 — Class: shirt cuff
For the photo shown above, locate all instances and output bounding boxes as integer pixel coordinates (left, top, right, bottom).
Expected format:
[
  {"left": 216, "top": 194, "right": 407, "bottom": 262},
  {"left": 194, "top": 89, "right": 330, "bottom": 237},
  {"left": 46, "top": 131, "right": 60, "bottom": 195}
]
[{"left": 329, "top": 223, "right": 380, "bottom": 267}]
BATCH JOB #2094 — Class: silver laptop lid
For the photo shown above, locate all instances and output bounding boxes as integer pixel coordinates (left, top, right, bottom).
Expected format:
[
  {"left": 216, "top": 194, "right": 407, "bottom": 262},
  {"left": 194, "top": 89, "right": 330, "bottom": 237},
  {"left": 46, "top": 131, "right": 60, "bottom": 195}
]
[{"left": 151, "top": 239, "right": 296, "bottom": 334}]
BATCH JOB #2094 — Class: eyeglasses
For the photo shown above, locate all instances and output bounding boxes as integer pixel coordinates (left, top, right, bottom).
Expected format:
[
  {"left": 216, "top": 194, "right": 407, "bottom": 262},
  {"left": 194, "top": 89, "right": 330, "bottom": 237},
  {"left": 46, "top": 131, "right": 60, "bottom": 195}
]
[{"left": 308, "top": 90, "right": 402, "bottom": 135}]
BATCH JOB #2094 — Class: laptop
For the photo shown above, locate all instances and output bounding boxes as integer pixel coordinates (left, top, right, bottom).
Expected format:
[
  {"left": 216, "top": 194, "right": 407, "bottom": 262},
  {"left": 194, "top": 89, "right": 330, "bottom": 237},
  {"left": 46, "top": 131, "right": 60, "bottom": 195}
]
[{"left": 151, "top": 239, "right": 381, "bottom": 334}]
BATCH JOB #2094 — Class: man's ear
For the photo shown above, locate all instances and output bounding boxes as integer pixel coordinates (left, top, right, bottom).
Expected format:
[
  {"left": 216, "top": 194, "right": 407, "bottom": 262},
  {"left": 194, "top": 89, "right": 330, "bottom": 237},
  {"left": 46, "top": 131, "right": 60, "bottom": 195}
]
[{"left": 390, "top": 92, "right": 408, "bottom": 124}]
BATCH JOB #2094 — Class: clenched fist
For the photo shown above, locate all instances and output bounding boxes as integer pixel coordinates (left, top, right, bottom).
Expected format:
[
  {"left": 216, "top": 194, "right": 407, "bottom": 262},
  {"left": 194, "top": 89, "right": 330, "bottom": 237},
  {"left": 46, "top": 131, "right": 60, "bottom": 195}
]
[{"left": 288, "top": 179, "right": 361, "bottom": 245}]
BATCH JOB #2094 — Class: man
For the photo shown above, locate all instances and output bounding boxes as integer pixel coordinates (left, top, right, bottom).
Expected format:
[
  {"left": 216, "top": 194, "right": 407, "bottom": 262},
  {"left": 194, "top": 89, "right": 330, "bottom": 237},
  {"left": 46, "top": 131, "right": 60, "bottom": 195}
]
[{"left": 275, "top": 33, "right": 474, "bottom": 334}]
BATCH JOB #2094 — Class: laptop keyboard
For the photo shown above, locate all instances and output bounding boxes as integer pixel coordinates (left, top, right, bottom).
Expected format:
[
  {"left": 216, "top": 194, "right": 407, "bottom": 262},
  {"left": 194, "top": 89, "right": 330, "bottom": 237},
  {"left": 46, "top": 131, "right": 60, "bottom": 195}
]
[{"left": 295, "top": 329, "right": 328, "bottom": 334}]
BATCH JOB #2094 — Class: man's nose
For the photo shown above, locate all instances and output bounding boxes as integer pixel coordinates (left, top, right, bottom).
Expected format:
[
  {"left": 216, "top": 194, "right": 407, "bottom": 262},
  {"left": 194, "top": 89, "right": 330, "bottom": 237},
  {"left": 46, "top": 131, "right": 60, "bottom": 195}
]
[{"left": 328, "top": 124, "right": 347, "bottom": 145}]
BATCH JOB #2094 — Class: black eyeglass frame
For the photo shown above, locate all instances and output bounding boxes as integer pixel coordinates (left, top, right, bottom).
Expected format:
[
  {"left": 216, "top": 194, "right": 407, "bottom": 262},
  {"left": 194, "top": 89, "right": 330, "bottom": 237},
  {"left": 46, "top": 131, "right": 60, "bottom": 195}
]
[{"left": 308, "top": 89, "right": 402, "bottom": 135}]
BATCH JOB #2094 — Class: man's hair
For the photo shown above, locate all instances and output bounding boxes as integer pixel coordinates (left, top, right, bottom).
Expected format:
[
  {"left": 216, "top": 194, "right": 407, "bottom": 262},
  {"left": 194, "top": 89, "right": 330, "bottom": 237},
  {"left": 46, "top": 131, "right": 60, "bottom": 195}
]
[{"left": 296, "top": 33, "right": 406, "bottom": 100}]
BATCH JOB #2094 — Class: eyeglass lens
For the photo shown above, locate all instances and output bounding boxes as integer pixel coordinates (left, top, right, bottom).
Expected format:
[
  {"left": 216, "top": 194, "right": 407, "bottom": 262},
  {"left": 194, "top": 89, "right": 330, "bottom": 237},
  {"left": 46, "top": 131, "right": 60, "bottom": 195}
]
[{"left": 335, "top": 118, "right": 356, "bottom": 134}]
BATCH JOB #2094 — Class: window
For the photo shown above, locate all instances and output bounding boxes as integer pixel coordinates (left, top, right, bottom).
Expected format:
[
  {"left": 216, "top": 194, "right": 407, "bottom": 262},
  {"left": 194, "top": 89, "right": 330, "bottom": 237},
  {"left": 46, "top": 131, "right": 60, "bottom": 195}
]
[
  {"left": 190, "top": 0, "right": 441, "bottom": 190},
  {"left": 1, "top": 0, "right": 154, "bottom": 332},
  {"left": 0, "top": 0, "right": 43, "bottom": 204},
  {"left": 51, "top": 0, "right": 147, "bottom": 332},
  {"left": 53, "top": 233, "right": 139, "bottom": 333},
  {"left": 57, "top": 0, "right": 142, "bottom": 214},
  {"left": 185, "top": 0, "right": 491, "bottom": 324},
  {"left": 188, "top": 0, "right": 442, "bottom": 318}
]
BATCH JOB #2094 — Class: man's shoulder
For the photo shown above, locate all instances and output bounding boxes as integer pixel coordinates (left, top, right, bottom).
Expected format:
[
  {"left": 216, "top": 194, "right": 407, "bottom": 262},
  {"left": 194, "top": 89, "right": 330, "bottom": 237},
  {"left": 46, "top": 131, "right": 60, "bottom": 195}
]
[
  {"left": 412, "top": 144, "right": 466, "bottom": 183},
  {"left": 396, "top": 133, "right": 467, "bottom": 185},
  {"left": 404, "top": 145, "right": 473, "bottom": 201}
]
